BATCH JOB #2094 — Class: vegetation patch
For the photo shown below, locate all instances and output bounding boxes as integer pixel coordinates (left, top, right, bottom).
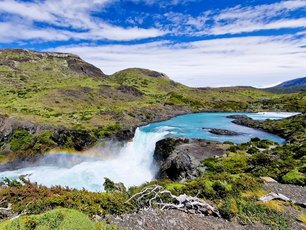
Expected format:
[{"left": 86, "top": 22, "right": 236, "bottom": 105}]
[{"left": 0, "top": 208, "right": 96, "bottom": 230}]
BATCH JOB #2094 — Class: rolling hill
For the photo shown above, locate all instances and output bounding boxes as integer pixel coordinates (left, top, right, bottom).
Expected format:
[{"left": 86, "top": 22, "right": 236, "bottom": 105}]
[{"left": 0, "top": 49, "right": 305, "bottom": 162}]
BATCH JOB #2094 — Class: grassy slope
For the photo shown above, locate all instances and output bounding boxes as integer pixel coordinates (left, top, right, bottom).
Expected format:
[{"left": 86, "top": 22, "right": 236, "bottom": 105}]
[
  {"left": 0, "top": 49, "right": 305, "bottom": 229},
  {"left": 1, "top": 49, "right": 304, "bottom": 131},
  {"left": 1, "top": 113, "right": 305, "bottom": 229},
  {"left": 0, "top": 208, "right": 116, "bottom": 230}
]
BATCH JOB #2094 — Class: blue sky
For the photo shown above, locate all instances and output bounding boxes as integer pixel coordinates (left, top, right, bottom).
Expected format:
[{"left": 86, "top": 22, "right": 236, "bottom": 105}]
[{"left": 0, "top": 0, "right": 305, "bottom": 87}]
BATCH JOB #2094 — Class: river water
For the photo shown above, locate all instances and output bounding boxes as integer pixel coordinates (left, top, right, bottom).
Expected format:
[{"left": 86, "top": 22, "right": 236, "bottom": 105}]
[{"left": 0, "top": 112, "right": 298, "bottom": 191}]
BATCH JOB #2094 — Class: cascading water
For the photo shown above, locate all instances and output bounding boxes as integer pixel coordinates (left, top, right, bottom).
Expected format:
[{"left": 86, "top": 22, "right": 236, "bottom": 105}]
[
  {"left": 0, "top": 127, "right": 170, "bottom": 192},
  {"left": 0, "top": 112, "right": 297, "bottom": 191}
]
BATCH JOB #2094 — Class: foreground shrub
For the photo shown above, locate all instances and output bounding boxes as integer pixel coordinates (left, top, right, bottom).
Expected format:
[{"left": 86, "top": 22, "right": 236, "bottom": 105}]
[
  {"left": 281, "top": 168, "right": 306, "bottom": 186},
  {"left": 0, "top": 180, "right": 132, "bottom": 217},
  {"left": 0, "top": 208, "right": 95, "bottom": 230},
  {"left": 238, "top": 200, "right": 288, "bottom": 230}
]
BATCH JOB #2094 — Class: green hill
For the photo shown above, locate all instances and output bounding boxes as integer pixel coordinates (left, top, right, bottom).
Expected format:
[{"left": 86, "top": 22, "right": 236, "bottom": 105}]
[
  {"left": 0, "top": 49, "right": 305, "bottom": 162},
  {"left": 0, "top": 49, "right": 306, "bottom": 230}
]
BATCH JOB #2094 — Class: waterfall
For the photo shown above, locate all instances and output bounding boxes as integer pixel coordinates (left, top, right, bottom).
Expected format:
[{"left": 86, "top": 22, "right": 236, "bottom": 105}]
[
  {"left": 0, "top": 127, "right": 170, "bottom": 192},
  {"left": 0, "top": 111, "right": 294, "bottom": 191}
]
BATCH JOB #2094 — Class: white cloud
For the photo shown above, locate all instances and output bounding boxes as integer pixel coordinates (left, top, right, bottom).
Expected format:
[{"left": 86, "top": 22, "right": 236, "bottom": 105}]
[
  {"left": 163, "top": 0, "right": 306, "bottom": 36},
  {"left": 0, "top": 0, "right": 305, "bottom": 42},
  {"left": 0, "top": 22, "right": 74, "bottom": 42},
  {"left": 1, "top": 0, "right": 305, "bottom": 87},
  {"left": 49, "top": 35, "right": 306, "bottom": 87},
  {"left": 0, "top": 0, "right": 165, "bottom": 42},
  {"left": 205, "top": 0, "right": 306, "bottom": 35},
  {"left": 207, "top": 18, "right": 306, "bottom": 35}
]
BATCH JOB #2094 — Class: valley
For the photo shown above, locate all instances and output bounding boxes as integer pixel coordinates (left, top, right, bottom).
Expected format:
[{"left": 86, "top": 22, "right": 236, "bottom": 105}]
[{"left": 0, "top": 49, "right": 305, "bottom": 230}]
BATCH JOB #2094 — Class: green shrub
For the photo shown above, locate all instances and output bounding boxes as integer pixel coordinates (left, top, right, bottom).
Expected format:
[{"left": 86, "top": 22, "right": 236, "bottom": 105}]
[
  {"left": 249, "top": 153, "right": 271, "bottom": 166},
  {"left": 239, "top": 201, "right": 288, "bottom": 229},
  {"left": 256, "top": 140, "right": 273, "bottom": 149},
  {"left": 103, "top": 178, "right": 126, "bottom": 193},
  {"left": 36, "top": 130, "right": 56, "bottom": 145},
  {"left": 0, "top": 208, "right": 96, "bottom": 230},
  {"left": 220, "top": 197, "right": 238, "bottom": 220},
  {"left": 282, "top": 168, "right": 306, "bottom": 186},
  {"left": 9, "top": 130, "right": 34, "bottom": 151},
  {"left": 0, "top": 181, "right": 132, "bottom": 217},
  {"left": 203, "top": 153, "right": 248, "bottom": 174},
  {"left": 247, "top": 146, "right": 259, "bottom": 154}
]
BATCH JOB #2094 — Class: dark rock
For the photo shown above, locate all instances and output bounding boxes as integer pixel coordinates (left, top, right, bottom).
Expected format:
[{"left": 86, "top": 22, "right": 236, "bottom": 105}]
[
  {"left": 59, "top": 87, "right": 93, "bottom": 99},
  {"left": 52, "top": 129, "right": 97, "bottom": 151},
  {"left": 226, "top": 115, "right": 249, "bottom": 120},
  {"left": 112, "top": 128, "right": 136, "bottom": 141},
  {"left": 125, "top": 68, "right": 169, "bottom": 79},
  {"left": 205, "top": 128, "right": 240, "bottom": 136},
  {"left": 226, "top": 115, "right": 260, "bottom": 127},
  {"left": 0, "top": 115, "right": 52, "bottom": 136},
  {"left": 117, "top": 85, "right": 143, "bottom": 97},
  {"left": 233, "top": 118, "right": 263, "bottom": 127},
  {"left": 66, "top": 57, "right": 106, "bottom": 78},
  {"left": 154, "top": 138, "right": 227, "bottom": 181}
]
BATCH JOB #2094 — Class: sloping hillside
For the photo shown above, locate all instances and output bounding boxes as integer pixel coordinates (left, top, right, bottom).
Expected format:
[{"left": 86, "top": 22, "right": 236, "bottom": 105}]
[
  {"left": 266, "top": 77, "right": 306, "bottom": 93},
  {"left": 0, "top": 49, "right": 305, "bottom": 162},
  {"left": 1, "top": 49, "right": 304, "bottom": 129}
]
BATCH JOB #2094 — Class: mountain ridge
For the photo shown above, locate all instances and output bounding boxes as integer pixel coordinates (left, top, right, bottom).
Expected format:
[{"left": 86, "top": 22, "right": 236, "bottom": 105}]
[
  {"left": 266, "top": 76, "right": 306, "bottom": 93},
  {"left": 0, "top": 48, "right": 305, "bottom": 163}
]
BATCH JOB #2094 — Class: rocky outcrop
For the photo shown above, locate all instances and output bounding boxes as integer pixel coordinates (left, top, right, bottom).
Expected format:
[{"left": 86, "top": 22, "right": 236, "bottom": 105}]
[
  {"left": 112, "top": 128, "right": 136, "bottom": 141},
  {"left": 0, "top": 115, "right": 52, "bottom": 136},
  {"left": 106, "top": 209, "right": 268, "bottom": 230},
  {"left": 0, "top": 49, "right": 106, "bottom": 78},
  {"left": 226, "top": 114, "right": 249, "bottom": 120},
  {"left": 117, "top": 85, "right": 143, "bottom": 97},
  {"left": 154, "top": 138, "right": 227, "bottom": 181},
  {"left": 226, "top": 115, "right": 261, "bottom": 127},
  {"left": 205, "top": 128, "right": 241, "bottom": 136},
  {"left": 0, "top": 115, "right": 102, "bottom": 168},
  {"left": 118, "top": 68, "right": 169, "bottom": 79},
  {"left": 66, "top": 57, "right": 106, "bottom": 78}
]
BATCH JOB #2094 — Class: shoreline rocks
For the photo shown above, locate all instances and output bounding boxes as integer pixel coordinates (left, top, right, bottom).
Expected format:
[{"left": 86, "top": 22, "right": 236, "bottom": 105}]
[
  {"left": 153, "top": 138, "right": 228, "bottom": 181},
  {"left": 204, "top": 128, "right": 241, "bottom": 136}
]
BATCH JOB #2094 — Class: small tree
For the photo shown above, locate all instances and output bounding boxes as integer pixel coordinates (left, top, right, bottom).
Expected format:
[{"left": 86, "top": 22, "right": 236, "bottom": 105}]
[{"left": 103, "top": 178, "right": 126, "bottom": 193}]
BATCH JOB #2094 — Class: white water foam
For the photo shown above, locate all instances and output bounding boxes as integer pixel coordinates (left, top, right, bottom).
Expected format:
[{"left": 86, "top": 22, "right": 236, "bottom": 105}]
[
  {"left": 0, "top": 112, "right": 298, "bottom": 191},
  {"left": 0, "top": 127, "right": 170, "bottom": 192},
  {"left": 248, "top": 112, "right": 300, "bottom": 120}
]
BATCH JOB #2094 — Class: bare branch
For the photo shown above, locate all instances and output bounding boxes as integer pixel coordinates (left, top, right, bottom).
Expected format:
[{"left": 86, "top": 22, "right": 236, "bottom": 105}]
[
  {"left": 127, "top": 185, "right": 221, "bottom": 217},
  {"left": 259, "top": 192, "right": 306, "bottom": 208}
]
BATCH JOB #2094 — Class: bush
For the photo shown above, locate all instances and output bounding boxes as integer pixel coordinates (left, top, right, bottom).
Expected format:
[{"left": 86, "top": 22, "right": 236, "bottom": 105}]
[
  {"left": 0, "top": 181, "right": 132, "bottom": 217},
  {"left": 103, "top": 177, "right": 126, "bottom": 193},
  {"left": 0, "top": 208, "right": 96, "bottom": 230},
  {"left": 9, "top": 130, "right": 34, "bottom": 151},
  {"left": 249, "top": 153, "right": 271, "bottom": 166},
  {"left": 220, "top": 197, "right": 238, "bottom": 220},
  {"left": 239, "top": 201, "right": 288, "bottom": 229},
  {"left": 247, "top": 146, "right": 259, "bottom": 154},
  {"left": 282, "top": 168, "right": 306, "bottom": 186}
]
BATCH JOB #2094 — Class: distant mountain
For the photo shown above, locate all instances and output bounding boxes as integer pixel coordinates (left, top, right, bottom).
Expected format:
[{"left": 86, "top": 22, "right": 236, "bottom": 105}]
[{"left": 266, "top": 77, "right": 306, "bottom": 93}]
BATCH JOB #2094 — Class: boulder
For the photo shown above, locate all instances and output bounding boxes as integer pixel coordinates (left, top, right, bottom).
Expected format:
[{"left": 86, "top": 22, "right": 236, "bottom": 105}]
[
  {"left": 154, "top": 138, "right": 227, "bottom": 181},
  {"left": 205, "top": 128, "right": 240, "bottom": 136}
]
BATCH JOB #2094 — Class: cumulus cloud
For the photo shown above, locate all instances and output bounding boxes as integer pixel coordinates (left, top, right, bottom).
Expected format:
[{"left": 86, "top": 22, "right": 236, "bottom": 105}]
[
  {"left": 50, "top": 35, "right": 306, "bottom": 87},
  {"left": 0, "top": 0, "right": 165, "bottom": 42}
]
